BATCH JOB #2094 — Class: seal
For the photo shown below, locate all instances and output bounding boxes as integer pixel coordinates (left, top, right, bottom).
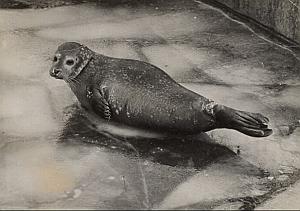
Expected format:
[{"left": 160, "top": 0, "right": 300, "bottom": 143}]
[{"left": 50, "top": 42, "right": 272, "bottom": 137}]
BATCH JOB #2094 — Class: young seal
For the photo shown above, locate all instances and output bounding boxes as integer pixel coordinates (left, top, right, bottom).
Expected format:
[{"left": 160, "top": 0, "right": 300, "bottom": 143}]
[{"left": 50, "top": 42, "right": 272, "bottom": 137}]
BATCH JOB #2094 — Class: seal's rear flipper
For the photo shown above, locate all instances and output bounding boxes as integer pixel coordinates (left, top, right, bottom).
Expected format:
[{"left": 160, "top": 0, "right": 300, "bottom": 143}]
[{"left": 215, "top": 105, "right": 273, "bottom": 137}]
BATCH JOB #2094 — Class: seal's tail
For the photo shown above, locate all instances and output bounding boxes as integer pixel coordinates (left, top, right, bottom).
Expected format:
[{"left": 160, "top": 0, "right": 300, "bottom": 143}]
[{"left": 215, "top": 105, "right": 273, "bottom": 137}]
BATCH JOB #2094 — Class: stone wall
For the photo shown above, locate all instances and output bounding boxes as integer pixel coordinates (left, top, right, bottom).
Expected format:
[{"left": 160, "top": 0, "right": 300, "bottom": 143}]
[{"left": 213, "top": 0, "right": 300, "bottom": 43}]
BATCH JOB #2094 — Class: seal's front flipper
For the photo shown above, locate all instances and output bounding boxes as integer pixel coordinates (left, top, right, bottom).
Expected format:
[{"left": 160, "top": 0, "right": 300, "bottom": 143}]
[
  {"left": 89, "top": 86, "right": 111, "bottom": 121},
  {"left": 215, "top": 105, "right": 273, "bottom": 137}
]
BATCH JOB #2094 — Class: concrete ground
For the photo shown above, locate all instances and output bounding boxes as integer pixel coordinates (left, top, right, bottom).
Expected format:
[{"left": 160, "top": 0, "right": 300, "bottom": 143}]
[{"left": 0, "top": 0, "right": 299, "bottom": 209}]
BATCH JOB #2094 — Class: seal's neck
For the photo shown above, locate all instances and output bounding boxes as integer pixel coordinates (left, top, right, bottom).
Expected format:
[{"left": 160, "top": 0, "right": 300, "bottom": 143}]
[
  {"left": 76, "top": 60, "right": 94, "bottom": 82},
  {"left": 67, "top": 54, "right": 107, "bottom": 91}
]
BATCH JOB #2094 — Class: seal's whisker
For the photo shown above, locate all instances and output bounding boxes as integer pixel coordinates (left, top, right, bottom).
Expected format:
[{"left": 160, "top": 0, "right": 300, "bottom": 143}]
[
  {"left": 70, "top": 78, "right": 81, "bottom": 85},
  {"left": 65, "top": 77, "right": 75, "bottom": 84},
  {"left": 65, "top": 78, "right": 74, "bottom": 85}
]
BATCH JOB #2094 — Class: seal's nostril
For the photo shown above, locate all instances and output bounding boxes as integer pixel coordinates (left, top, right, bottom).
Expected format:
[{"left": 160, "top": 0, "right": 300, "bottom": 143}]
[
  {"left": 53, "top": 68, "right": 61, "bottom": 75},
  {"left": 50, "top": 68, "right": 63, "bottom": 79}
]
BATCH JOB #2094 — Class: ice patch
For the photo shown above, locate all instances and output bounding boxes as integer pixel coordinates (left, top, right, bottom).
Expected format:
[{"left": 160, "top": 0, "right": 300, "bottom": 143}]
[
  {"left": 142, "top": 45, "right": 194, "bottom": 78},
  {"left": 36, "top": 12, "right": 207, "bottom": 40},
  {"left": 96, "top": 43, "right": 140, "bottom": 60},
  {"left": 204, "top": 64, "right": 275, "bottom": 85},
  {"left": 158, "top": 159, "right": 264, "bottom": 209},
  {"left": 0, "top": 141, "right": 123, "bottom": 206},
  {"left": 148, "top": 12, "right": 211, "bottom": 37},
  {"left": 0, "top": 84, "right": 59, "bottom": 136},
  {"left": 142, "top": 44, "right": 224, "bottom": 81},
  {"left": 209, "top": 128, "right": 300, "bottom": 172},
  {"left": 271, "top": 86, "right": 300, "bottom": 108},
  {"left": 258, "top": 180, "right": 300, "bottom": 210},
  {"left": 0, "top": 5, "right": 107, "bottom": 31},
  {"left": 170, "top": 45, "right": 222, "bottom": 70},
  {"left": 0, "top": 33, "right": 56, "bottom": 79},
  {"left": 36, "top": 18, "right": 156, "bottom": 40}
]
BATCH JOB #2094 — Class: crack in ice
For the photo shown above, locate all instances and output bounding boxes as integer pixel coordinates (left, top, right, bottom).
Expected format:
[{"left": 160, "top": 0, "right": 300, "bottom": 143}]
[{"left": 193, "top": 0, "right": 300, "bottom": 61}]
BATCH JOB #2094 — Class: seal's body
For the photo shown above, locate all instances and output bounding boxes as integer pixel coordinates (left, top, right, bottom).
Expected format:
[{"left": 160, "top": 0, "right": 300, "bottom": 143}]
[{"left": 50, "top": 42, "right": 272, "bottom": 137}]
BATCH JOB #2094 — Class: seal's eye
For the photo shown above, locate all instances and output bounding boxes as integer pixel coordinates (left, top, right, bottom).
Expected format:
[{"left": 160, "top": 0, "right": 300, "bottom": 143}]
[
  {"left": 53, "top": 56, "right": 58, "bottom": 62},
  {"left": 66, "top": 59, "right": 75, "bottom": 66}
]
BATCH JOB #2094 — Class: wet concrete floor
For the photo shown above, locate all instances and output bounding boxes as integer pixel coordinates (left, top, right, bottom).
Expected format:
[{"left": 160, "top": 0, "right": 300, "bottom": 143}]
[{"left": 0, "top": 0, "right": 300, "bottom": 209}]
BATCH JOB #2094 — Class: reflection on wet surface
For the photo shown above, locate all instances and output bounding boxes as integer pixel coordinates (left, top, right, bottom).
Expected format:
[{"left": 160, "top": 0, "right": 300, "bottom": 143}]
[
  {"left": 60, "top": 104, "right": 236, "bottom": 168},
  {"left": 0, "top": 0, "right": 300, "bottom": 209}
]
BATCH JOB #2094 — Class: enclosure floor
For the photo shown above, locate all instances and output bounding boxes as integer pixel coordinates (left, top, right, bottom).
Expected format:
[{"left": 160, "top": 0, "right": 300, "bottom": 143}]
[{"left": 0, "top": 0, "right": 300, "bottom": 209}]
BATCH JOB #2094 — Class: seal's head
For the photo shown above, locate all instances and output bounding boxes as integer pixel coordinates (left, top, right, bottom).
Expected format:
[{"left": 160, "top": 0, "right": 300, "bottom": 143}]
[{"left": 49, "top": 42, "right": 93, "bottom": 81}]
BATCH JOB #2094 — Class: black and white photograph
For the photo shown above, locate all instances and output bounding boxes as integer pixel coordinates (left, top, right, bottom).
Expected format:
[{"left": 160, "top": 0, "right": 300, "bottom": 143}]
[{"left": 0, "top": 0, "right": 299, "bottom": 209}]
